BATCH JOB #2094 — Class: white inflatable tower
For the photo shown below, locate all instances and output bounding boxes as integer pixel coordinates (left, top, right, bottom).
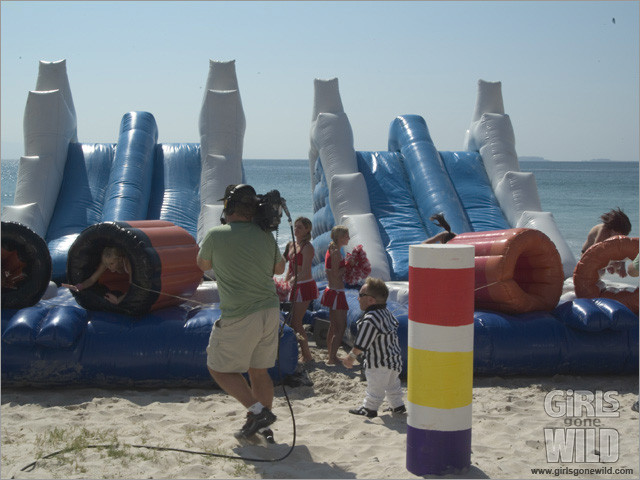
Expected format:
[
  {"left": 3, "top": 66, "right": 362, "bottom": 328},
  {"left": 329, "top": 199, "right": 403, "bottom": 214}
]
[
  {"left": 3, "top": 60, "right": 77, "bottom": 237},
  {"left": 309, "top": 79, "right": 391, "bottom": 281},
  {"left": 197, "top": 59, "right": 245, "bottom": 243}
]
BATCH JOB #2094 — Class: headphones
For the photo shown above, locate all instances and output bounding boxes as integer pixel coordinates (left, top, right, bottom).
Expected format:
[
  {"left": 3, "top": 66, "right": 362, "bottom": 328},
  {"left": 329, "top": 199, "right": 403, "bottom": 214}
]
[{"left": 221, "top": 184, "right": 257, "bottom": 223}]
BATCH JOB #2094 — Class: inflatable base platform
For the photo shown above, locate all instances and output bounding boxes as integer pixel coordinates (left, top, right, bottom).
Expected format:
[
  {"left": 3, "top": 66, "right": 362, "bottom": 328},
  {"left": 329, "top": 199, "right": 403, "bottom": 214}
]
[
  {"left": 311, "top": 282, "right": 638, "bottom": 378},
  {"left": 1, "top": 288, "right": 299, "bottom": 388}
]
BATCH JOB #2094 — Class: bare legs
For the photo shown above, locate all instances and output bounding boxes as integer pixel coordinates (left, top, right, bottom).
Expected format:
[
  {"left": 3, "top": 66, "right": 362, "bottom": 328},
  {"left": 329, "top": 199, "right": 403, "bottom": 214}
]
[
  {"left": 326, "top": 309, "right": 347, "bottom": 364},
  {"left": 208, "top": 367, "right": 273, "bottom": 410},
  {"left": 291, "top": 301, "right": 313, "bottom": 362}
]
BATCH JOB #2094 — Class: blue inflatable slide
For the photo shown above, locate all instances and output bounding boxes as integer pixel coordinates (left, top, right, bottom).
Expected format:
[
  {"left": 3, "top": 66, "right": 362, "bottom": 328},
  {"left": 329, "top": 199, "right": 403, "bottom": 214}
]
[{"left": 2, "top": 111, "right": 299, "bottom": 387}]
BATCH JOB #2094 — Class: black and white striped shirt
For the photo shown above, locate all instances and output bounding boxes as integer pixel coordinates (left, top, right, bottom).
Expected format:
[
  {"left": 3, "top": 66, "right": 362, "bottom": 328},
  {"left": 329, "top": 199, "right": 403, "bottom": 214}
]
[{"left": 355, "top": 304, "right": 403, "bottom": 372}]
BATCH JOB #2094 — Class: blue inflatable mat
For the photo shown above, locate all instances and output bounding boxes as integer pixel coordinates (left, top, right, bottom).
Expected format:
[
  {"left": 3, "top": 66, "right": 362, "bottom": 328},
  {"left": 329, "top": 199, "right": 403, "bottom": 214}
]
[
  {"left": 1, "top": 290, "right": 299, "bottom": 388},
  {"left": 312, "top": 290, "right": 638, "bottom": 376}
]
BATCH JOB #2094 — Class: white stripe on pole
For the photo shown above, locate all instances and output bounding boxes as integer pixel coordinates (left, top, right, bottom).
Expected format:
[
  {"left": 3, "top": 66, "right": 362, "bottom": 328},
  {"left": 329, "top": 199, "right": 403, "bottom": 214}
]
[
  {"left": 408, "top": 322, "right": 474, "bottom": 352},
  {"left": 409, "top": 243, "right": 476, "bottom": 270},
  {"left": 407, "top": 404, "right": 473, "bottom": 431}
]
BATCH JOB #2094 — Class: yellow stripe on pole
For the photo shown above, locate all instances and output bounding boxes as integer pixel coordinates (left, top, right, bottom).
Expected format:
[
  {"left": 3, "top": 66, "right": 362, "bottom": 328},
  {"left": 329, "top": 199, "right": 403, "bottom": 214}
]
[{"left": 407, "top": 347, "right": 473, "bottom": 409}]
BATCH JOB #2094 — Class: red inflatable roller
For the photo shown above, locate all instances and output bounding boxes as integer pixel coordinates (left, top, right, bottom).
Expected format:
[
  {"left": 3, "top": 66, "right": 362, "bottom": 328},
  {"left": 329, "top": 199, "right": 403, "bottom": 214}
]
[
  {"left": 574, "top": 236, "right": 638, "bottom": 314},
  {"left": 67, "top": 220, "right": 202, "bottom": 316},
  {"left": 449, "top": 228, "right": 564, "bottom": 314}
]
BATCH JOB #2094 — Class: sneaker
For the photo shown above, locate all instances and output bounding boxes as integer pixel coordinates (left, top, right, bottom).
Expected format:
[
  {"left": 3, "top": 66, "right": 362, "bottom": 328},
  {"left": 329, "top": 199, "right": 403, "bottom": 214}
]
[
  {"left": 632, "top": 401, "right": 639, "bottom": 412},
  {"left": 258, "top": 427, "right": 275, "bottom": 444},
  {"left": 236, "top": 407, "right": 277, "bottom": 438},
  {"left": 348, "top": 406, "right": 377, "bottom": 418},
  {"left": 384, "top": 405, "right": 406, "bottom": 414}
]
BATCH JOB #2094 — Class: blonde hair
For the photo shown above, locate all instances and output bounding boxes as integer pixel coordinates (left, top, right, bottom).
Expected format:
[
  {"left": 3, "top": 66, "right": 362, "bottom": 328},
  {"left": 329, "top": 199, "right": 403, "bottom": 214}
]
[
  {"left": 330, "top": 225, "right": 349, "bottom": 246},
  {"left": 102, "top": 246, "right": 125, "bottom": 262},
  {"left": 364, "top": 277, "right": 389, "bottom": 303},
  {"left": 295, "top": 217, "right": 312, "bottom": 243}
]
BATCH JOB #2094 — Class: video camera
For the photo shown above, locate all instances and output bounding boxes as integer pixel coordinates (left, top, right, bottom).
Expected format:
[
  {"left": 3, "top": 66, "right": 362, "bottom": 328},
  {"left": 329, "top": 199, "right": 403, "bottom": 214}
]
[
  {"left": 222, "top": 184, "right": 290, "bottom": 232},
  {"left": 253, "top": 190, "right": 289, "bottom": 232}
]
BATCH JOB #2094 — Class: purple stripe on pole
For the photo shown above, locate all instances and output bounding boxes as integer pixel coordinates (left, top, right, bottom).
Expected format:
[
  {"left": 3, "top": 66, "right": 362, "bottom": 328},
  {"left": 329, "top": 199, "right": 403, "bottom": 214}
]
[{"left": 406, "top": 425, "right": 471, "bottom": 475}]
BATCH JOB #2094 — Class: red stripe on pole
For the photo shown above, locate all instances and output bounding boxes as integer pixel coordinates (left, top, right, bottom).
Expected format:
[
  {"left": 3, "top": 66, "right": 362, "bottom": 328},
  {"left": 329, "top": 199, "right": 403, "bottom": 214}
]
[{"left": 408, "top": 266, "right": 474, "bottom": 326}]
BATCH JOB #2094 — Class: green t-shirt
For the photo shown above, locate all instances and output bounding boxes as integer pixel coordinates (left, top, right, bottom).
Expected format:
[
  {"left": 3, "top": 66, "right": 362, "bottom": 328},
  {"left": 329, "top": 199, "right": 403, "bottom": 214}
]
[{"left": 198, "top": 221, "right": 283, "bottom": 319}]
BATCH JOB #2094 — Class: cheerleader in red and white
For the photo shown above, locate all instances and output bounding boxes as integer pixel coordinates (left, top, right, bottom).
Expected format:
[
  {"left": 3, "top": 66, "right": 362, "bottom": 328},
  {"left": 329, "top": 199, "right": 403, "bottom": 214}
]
[
  {"left": 284, "top": 217, "right": 318, "bottom": 363},
  {"left": 320, "top": 225, "right": 350, "bottom": 365}
]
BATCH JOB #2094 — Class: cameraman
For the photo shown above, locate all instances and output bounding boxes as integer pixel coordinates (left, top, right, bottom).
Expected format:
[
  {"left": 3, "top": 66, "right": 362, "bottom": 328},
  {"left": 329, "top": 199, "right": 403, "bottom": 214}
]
[{"left": 197, "top": 184, "right": 286, "bottom": 439}]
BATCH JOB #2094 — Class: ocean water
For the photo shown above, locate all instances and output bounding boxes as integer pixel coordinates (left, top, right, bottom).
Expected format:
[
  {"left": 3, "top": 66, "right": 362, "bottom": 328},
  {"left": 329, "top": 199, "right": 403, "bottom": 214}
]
[{"left": 1, "top": 158, "right": 638, "bottom": 263}]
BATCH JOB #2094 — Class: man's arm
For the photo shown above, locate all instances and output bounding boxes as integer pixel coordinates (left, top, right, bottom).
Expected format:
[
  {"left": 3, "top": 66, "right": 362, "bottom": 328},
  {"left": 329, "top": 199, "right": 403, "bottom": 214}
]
[
  {"left": 197, "top": 255, "right": 212, "bottom": 272},
  {"left": 342, "top": 346, "right": 363, "bottom": 368},
  {"left": 342, "top": 317, "right": 376, "bottom": 368},
  {"left": 274, "top": 257, "right": 286, "bottom": 275}
]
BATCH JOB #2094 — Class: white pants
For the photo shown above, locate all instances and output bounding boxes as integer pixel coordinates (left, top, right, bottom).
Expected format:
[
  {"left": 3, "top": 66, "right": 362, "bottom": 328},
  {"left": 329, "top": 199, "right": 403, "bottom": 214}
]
[{"left": 363, "top": 366, "right": 404, "bottom": 412}]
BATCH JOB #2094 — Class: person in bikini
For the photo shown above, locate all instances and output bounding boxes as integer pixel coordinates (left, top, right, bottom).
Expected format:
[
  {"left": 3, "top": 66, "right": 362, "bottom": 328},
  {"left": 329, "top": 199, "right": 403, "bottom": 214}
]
[
  {"left": 320, "top": 225, "right": 350, "bottom": 365},
  {"left": 284, "top": 217, "right": 318, "bottom": 363},
  {"left": 62, "top": 246, "right": 131, "bottom": 304}
]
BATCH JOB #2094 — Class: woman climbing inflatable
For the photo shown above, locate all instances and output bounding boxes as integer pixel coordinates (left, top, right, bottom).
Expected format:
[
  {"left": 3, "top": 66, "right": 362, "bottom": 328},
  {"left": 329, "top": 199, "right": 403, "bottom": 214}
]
[
  {"left": 284, "top": 217, "right": 318, "bottom": 363},
  {"left": 62, "top": 246, "right": 131, "bottom": 304}
]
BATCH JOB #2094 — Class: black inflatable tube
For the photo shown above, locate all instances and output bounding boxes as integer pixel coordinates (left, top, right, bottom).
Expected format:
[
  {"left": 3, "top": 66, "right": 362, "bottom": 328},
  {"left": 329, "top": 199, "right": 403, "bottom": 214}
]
[
  {"left": 1, "top": 221, "right": 52, "bottom": 309},
  {"left": 66, "top": 222, "right": 162, "bottom": 316}
]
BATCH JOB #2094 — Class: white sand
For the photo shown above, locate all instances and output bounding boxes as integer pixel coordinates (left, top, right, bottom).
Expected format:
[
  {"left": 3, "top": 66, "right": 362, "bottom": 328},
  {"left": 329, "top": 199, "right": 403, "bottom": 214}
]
[{"left": 1, "top": 342, "right": 638, "bottom": 479}]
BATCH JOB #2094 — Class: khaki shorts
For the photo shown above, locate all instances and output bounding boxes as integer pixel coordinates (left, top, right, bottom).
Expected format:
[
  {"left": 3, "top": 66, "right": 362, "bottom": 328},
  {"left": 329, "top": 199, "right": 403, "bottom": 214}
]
[{"left": 206, "top": 307, "right": 280, "bottom": 373}]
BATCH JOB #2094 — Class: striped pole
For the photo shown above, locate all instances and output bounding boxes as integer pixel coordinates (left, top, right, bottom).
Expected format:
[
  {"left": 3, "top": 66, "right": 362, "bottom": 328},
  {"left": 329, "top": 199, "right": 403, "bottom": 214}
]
[{"left": 406, "top": 243, "right": 475, "bottom": 475}]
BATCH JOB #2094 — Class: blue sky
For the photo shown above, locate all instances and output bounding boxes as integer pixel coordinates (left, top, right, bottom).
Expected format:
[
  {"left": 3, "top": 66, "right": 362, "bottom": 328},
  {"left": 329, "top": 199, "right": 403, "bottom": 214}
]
[{"left": 1, "top": 1, "right": 638, "bottom": 161}]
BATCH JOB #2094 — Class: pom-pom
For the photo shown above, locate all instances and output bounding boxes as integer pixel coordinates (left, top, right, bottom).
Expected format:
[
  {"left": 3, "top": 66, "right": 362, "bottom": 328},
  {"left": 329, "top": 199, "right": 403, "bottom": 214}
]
[
  {"left": 273, "top": 277, "right": 291, "bottom": 302},
  {"left": 344, "top": 245, "right": 371, "bottom": 285}
]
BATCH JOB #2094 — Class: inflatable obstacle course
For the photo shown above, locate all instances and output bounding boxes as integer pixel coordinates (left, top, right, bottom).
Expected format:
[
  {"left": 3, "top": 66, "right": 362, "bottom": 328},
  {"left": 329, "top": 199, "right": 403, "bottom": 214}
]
[
  {"left": 307, "top": 77, "right": 637, "bottom": 376},
  {"left": 2, "top": 60, "right": 637, "bottom": 386},
  {"left": 1, "top": 59, "right": 301, "bottom": 388}
]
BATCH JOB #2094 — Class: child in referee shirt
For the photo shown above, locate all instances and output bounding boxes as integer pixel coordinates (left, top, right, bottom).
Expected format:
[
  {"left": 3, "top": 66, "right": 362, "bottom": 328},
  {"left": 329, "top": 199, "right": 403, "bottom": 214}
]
[{"left": 342, "top": 277, "right": 405, "bottom": 418}]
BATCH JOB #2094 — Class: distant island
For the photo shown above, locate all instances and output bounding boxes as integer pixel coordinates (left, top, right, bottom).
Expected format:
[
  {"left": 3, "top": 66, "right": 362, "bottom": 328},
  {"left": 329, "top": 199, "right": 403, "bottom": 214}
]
[
  {"left": 518, "top": 156, "right": 617, "bottom": 162},
  {"left": 519, "top": 156, "right": 549, "bottom": 162}
]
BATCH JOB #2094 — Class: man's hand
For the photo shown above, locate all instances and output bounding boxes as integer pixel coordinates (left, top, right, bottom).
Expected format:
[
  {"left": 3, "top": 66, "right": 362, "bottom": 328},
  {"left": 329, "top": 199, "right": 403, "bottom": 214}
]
[
  {"left": 341, "top": 350, "right": 360, "bottom": 369},
  {"left": 607, "top": 260, "right": 627, "bottom": 277},
  {"left": 341, "top": 355, "right": 355, "bottom": 369}
]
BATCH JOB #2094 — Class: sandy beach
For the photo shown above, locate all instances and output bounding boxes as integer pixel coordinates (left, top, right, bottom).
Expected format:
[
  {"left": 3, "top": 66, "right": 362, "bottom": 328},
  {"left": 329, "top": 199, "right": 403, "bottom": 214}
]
[{"left": 1, "top": 340, "right": 638, "bottom": 480}]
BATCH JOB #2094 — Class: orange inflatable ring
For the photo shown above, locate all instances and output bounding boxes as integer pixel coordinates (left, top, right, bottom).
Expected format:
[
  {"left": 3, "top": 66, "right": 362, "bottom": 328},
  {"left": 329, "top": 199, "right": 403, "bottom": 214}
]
[
  {"left": 574, "top": 236, "right": 638, "bottom": 314},
  {"left": 67, "top": 220, "right": 202, "bottom": 316},
  {"left": 448, "top": 228, "right": 564, "bottom": 314}
]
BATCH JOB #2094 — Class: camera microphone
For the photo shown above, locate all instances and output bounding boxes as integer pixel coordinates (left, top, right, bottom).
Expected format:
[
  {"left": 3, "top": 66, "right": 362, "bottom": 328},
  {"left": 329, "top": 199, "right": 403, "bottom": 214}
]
[{"left": 281, "top": 198, "right": 293, "bottom": 224}]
